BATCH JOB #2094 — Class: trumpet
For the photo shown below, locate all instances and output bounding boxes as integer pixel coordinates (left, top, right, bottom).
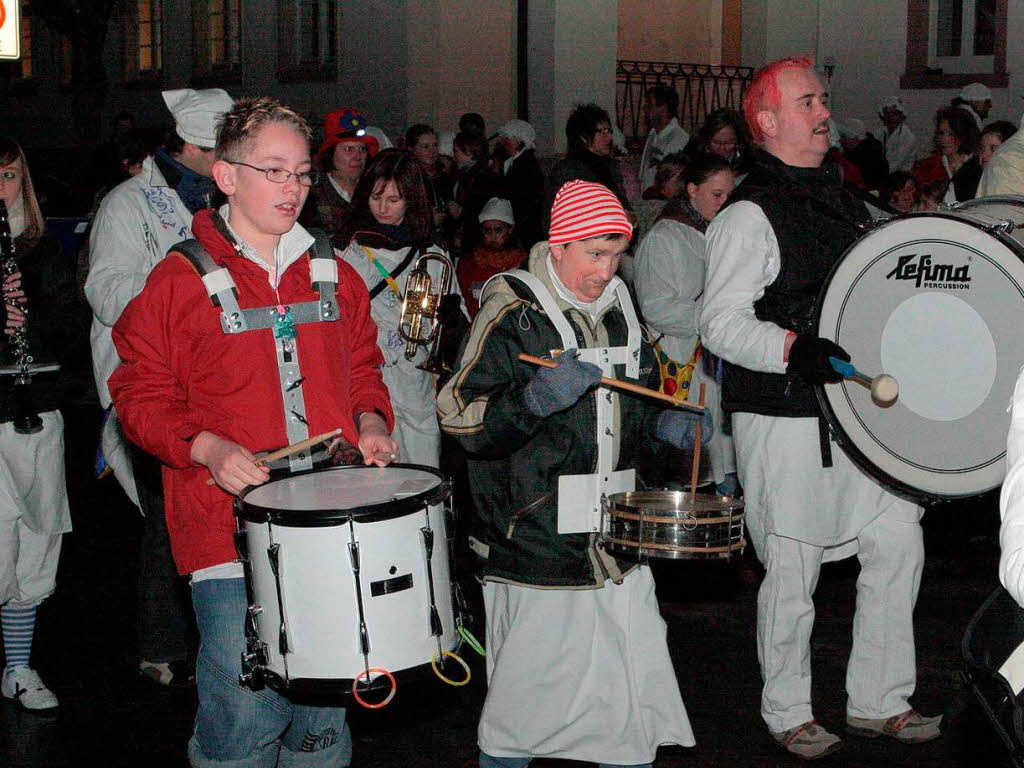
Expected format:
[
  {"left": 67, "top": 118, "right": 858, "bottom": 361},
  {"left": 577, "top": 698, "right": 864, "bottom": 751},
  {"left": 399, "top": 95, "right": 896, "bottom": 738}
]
[{"left": 398, "top": 252, "right": 454, "bottom": 374}]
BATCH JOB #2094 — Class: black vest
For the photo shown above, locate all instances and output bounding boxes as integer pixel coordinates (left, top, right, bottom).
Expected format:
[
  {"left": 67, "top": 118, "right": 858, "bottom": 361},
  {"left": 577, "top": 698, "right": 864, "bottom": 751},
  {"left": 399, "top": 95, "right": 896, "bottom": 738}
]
[{"left": 721, "top": 150, "right": 870, "bottom": 416}]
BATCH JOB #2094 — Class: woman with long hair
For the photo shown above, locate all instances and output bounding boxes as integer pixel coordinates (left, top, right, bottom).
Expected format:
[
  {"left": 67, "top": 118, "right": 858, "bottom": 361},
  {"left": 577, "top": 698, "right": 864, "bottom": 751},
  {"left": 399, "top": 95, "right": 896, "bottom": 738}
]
[
  {"left": 979, "top": 120, "right": 1018, "bottom": 167},
  {"left": 336, "top": 149, "right": 464, "bottom": 468},
  {"left": 634, "top": 153, "right": 738, "bottom": 494},
  {"left": 913, "top": 107, "right": 981, "bottom": 203},
  {"left": 686, "top": 107, "right": 754, "bottom": 174},
  {"left": 0, "top": 136, "right": 88, "bottom": 711},
  {"left": 405, "top": 123, "right": 453, "bottom": 242}
]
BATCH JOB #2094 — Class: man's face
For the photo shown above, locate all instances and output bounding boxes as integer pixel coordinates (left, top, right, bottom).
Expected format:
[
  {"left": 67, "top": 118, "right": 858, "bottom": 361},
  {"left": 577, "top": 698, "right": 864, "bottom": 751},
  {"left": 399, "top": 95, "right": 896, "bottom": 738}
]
[
  {"left": 760, "top": 67, "right": 831, "bottom": 168},
  {"left": 331, "top": 140, "right": 368, "bottom": 184},
  {"left": 586, "top": 122, "right": 614, "bottom": 158},
  {"left": 880, "top": 107, "right": 904, "bottom": 132},
  {"left": 549, "top": 235, "right": 628, "bottom": 303},
  {"left": 179, "top": 143, "right": 219, "bottom": 178},
  {"left": 216, "top": 122, "right": 312, "bottom": 237}
]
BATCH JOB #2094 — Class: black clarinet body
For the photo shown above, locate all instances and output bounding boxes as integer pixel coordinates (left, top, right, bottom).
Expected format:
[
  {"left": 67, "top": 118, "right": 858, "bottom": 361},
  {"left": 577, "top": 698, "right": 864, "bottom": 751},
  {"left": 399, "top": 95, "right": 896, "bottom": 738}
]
[{"left": 1, "top": 200, "right": 43, "bottom": 434}]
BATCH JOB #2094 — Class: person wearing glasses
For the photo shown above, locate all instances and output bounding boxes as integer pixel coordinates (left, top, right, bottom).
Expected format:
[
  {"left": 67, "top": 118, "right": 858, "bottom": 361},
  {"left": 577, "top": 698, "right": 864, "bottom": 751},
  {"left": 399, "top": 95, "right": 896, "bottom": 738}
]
[
  {"left": 85, "top": 87, "right": 234, "bottom": 690},
  {"left": 544, "top": 104, "right": 632, "bottom": 233},
  {"left": 108, "top": 97, "right": 396, "bottom": 768}
]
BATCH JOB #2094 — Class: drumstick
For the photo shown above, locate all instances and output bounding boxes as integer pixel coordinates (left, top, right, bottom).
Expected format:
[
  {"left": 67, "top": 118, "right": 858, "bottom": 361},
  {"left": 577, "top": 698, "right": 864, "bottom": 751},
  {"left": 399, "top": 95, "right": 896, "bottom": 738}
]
[
  {"left": 690, "top": 383, "right": 706, "bottom": 496},
  {"left": 517, "top": 353, "right": 705, "bottom": 413},
  {"left": 204, "top": 428, "right": 343, "bottom": 485},
  {"left": 828, "top": 356, "right": 899, "bottom": 407}
]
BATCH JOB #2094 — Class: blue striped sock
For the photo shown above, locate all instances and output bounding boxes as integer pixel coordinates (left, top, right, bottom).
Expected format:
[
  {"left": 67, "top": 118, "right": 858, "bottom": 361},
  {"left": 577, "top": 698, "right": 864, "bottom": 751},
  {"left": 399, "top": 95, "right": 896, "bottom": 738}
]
[{"left": 1, "top": 605, "right": 37, "bottom": 670}]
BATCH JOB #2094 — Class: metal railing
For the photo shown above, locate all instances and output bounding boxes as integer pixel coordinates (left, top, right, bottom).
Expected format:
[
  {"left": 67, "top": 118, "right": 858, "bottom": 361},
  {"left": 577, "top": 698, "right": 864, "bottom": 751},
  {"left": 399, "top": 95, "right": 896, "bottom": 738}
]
[{"left": 616, "top": 60, "right": 754, "bottom": 139}]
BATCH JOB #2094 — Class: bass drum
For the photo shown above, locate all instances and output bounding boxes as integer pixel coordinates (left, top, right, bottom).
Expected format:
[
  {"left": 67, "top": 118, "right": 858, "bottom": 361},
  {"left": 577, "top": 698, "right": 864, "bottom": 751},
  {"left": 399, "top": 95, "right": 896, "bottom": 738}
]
[{"left": 816, "top": 196, "right": 1024, "bottom": 500}]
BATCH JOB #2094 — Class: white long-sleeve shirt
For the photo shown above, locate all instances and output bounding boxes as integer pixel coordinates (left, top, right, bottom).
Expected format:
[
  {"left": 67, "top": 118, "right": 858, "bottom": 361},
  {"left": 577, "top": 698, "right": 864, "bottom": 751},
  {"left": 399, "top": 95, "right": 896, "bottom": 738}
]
[
  {"left": 881, "top": 122, "right": 917, "bottom": 173},
  {"left": 700, "top": 200, "right": 789, "bottom": 373},
  {"left": 638, "top": 118, "right": 690, "bottom": 193}
]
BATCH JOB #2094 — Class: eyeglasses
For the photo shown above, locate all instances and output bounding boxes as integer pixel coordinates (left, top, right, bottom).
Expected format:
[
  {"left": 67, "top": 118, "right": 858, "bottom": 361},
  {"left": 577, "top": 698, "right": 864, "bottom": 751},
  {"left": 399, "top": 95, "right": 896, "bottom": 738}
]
[
  {"left": 595, "top": 126, "right": 613, "bottom": 136},
  {"left": 226, "top": 160, "right": 319, "bottom": 187}
]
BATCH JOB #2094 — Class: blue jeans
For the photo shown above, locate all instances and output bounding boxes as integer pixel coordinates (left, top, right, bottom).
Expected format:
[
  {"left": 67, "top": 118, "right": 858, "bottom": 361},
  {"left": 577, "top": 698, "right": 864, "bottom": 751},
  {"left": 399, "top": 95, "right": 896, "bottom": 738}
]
[
  {"left": 188, "top": 578, "right": 351, "bottom": 768},
  {"left": 479, "top": 754, "right": 651, "bottom": 768}
]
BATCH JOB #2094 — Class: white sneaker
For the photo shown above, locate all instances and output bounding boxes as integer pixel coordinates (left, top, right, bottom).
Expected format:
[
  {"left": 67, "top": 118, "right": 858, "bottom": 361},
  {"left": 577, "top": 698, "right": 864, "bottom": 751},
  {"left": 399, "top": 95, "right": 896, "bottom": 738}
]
[{"left": 1, "top": 666, "right": 59, "bottom": 711}]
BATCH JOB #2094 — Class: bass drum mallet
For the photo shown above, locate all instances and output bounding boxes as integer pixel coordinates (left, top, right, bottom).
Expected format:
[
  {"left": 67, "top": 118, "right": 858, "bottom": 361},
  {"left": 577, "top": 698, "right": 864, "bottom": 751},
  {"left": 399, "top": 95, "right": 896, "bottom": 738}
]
[{"left": 829, "top": 356, "right": 899, "bottom": 408}]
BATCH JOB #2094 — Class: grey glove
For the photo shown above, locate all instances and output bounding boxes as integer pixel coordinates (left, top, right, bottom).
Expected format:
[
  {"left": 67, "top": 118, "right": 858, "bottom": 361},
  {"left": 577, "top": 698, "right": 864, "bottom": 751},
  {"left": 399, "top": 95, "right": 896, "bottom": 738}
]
[
  {"left": 656, "top": 408, "right": 714, "bottom": 448},
  {"left": 523, "top": 350, "right": 604, "bottom": 417}
]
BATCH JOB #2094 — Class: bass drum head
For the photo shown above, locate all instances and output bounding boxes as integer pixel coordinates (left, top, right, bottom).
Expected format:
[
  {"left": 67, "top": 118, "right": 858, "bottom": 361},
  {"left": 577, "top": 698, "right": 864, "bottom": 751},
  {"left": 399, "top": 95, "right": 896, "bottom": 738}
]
[
  {"left": 236, "top": 463, "right": 447, "bottom": 525},
  {"left": 817, "top": 202, "right": 1024, "bottom": 500}
]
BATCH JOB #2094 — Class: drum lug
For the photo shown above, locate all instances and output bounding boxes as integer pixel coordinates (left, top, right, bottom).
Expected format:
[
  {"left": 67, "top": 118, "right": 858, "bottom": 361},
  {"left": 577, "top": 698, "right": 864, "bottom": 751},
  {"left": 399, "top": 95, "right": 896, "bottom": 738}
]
[
  {"left": 988, "top": 219, "right": 1017, "bottom": 235},
  {"left": 239, "top": 639, "right": 268, "bottom": 690},
  {"left": 234, "top": 529, "right": 249, "bottom": 563}
]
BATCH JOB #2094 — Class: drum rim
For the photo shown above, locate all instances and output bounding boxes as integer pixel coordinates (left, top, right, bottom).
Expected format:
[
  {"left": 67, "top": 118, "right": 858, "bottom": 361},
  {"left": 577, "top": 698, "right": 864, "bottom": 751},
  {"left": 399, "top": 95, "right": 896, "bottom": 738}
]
[
  {"left": 234, "top": 462, "right": 451, "bottom": 526},
  {"left": 812, "top": 208, "right": 1024, "bottom": 502},
  {"left": 605, "top": 489, "right": 744, "bottom": 514}
]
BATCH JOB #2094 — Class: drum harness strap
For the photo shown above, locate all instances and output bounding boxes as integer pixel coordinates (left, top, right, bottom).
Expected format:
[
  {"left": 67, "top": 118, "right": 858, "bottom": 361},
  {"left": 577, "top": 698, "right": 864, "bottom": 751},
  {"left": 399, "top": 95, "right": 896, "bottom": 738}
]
[
  {"left": 175, "top": 232, "right": 339, "bottom": 475},
  {"left": 179, "top": 231, "right": 340, "bottom": 686}
]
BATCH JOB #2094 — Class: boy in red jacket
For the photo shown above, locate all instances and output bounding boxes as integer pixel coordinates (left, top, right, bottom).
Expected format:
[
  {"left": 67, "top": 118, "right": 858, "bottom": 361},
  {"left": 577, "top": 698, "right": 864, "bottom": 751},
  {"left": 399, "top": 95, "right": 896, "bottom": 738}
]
[{"left": 109, "top": 97, "right": 396, "bottom": 768}]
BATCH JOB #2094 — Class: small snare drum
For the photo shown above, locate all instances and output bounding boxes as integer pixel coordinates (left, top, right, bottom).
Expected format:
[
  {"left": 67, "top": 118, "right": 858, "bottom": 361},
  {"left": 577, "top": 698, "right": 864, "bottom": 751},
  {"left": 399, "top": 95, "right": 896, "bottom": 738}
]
[
  {"left": 234, "top": 463, "right": 458, "bottom": 697},
  {"left": 602, "top": 490, "right": 745, "bottom": 560}
]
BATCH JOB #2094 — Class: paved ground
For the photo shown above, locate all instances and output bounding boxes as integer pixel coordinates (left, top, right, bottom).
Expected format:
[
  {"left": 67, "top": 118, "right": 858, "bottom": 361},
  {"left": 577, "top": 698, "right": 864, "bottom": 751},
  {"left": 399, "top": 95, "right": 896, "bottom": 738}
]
[{"left": 0, "top": 405, "right": 1014, "bottom": 767}]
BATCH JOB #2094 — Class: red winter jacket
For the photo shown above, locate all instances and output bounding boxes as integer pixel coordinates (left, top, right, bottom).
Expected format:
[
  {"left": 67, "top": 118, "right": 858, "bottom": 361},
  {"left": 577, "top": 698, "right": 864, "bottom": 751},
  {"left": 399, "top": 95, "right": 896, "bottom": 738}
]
[{"left": 109, "top": 210, "right": 394, "bottom": 574}]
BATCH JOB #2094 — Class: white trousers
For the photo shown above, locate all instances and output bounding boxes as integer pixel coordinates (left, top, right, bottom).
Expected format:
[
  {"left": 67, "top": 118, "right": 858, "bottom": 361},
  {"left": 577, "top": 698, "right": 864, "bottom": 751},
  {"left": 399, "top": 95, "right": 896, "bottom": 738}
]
[
  {"left": 757, "top": 511, "right": 924, "bottom": 733},
  {"left": 391, "top": 407, "right": 441, "bottom": 469},
  {"left": 0, "top": 411, "right": 69, "bottom": 606}
]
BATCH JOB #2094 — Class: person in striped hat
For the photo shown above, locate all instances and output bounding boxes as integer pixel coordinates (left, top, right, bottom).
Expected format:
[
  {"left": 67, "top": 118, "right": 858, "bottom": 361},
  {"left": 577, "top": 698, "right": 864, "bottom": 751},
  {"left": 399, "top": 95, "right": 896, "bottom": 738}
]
[{"left": 438, "top": 179, "right": 708, "bottom": 767}]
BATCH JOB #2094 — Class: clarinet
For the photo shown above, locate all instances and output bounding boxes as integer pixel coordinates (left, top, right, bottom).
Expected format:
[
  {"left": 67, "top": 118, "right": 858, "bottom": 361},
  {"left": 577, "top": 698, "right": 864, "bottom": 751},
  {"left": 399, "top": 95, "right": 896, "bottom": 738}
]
[{"left": 0, "top": 200, "right": 43, "bottom": 434}]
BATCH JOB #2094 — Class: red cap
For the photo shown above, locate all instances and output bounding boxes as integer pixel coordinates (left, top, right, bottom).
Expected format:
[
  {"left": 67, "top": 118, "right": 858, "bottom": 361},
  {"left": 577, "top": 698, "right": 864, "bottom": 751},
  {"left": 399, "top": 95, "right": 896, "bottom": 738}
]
[{"left": 317, "top": 107, "right": 380, "bottom": 163}]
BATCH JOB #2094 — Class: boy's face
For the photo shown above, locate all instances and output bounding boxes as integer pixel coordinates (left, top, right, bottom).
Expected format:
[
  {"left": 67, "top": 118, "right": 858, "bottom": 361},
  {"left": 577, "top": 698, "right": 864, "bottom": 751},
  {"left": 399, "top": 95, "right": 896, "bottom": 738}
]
[{"left": 215, "top": 122, "right": 312, "bottom": 236}]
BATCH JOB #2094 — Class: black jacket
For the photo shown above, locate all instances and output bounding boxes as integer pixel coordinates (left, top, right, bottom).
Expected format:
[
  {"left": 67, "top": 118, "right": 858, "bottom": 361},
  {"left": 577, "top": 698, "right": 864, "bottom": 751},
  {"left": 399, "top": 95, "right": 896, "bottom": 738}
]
[
  {"left": 1, "top": 232, "right": 92, "bottom": 421},
  {"left": 438, "top": 245, "right": 663, "bottom": 587}
]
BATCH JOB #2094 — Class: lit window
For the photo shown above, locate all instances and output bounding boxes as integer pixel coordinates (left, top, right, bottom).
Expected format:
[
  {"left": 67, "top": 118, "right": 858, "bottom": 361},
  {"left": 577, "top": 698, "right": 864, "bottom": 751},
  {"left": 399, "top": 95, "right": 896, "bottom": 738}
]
[
  {"left": 137, "top": 0, "right": 162, "bottom": 73},
  {"left": 208, "top": 0, "right": 240, "bottom": 67}
]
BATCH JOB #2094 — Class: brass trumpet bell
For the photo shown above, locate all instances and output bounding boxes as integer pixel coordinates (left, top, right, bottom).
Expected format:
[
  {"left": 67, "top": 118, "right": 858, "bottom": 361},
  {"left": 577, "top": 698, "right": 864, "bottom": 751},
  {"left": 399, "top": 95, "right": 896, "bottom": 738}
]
[{"left": 398, "top": 252, "right": 454, "bottom": 373}]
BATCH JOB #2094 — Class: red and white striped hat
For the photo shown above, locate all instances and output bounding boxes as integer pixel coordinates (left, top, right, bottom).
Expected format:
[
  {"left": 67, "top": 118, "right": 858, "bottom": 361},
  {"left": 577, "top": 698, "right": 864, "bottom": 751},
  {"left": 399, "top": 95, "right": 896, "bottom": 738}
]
[{"left": 547, "top": 180, "right": 633, "bottom": 246}]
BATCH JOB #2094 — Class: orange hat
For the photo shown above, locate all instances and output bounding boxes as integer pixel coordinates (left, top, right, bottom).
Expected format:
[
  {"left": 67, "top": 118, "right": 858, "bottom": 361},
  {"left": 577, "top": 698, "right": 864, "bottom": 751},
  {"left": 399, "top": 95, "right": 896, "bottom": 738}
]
[{"left": 317, "top": 107, "right": 380, "bottom": 163}]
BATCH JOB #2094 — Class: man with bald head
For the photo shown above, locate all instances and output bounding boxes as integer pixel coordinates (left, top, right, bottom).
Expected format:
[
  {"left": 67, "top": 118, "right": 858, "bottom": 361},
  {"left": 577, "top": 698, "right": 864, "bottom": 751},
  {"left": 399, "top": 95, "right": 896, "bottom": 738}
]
[{"left": 700, "top": 57, "right": 941, "bottom": 759}]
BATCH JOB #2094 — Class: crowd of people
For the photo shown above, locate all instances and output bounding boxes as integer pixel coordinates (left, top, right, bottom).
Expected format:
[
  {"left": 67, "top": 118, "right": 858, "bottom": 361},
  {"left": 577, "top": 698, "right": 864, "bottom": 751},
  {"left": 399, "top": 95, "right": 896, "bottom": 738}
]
[{"left": 6, "top": 54, "right": 1024, "bottom": 767}]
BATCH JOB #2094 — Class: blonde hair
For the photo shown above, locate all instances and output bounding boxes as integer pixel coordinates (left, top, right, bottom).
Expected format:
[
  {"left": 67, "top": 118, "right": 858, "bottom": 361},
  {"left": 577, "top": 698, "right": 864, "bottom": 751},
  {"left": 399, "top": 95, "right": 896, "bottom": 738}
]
[
  {"left": 0, "top": 137, "right": 45, "bottom": 242},
  {"left": 215, "top": 97, "right": 311, "bottom": 160}
]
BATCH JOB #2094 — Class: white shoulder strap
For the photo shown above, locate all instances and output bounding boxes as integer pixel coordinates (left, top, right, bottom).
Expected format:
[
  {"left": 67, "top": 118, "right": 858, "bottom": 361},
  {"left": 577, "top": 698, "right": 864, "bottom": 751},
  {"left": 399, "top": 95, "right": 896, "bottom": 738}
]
[{"left": 483, "top": 268, "right": 579, "bottom": 352}]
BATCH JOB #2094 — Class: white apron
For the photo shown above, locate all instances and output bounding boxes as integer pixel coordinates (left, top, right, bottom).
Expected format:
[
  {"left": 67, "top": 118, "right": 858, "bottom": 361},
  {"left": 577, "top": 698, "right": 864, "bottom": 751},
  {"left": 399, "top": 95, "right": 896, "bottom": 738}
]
[
  {"left": 342, "top": 242, "right": 459, "bottom": 469},
  {"left": 479, "top": 567, "right": 695, "bottom": 763}
]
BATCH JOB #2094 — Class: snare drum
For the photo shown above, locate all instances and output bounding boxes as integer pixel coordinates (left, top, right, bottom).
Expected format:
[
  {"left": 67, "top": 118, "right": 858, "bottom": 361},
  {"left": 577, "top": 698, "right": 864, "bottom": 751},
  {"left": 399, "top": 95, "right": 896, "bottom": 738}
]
[
  {"left": 602, "top": 490, "right": 745, "bottom": 560},
  {"left": 817, "top": 196, "right": 1024, "bottom": 500},
  {"left": 234, "top": 464, "right": 457, "bottom": 694}
]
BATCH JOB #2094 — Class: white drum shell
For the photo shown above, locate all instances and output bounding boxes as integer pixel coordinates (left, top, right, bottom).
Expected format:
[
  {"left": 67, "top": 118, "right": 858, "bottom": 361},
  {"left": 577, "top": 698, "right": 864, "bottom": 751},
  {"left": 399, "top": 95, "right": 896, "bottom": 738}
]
[
  {"left": 240, "top": 468, "right": 457, "bottom": 682},
  {"left": 817, "top": 197, "right": 1024, "bottom": 499}
]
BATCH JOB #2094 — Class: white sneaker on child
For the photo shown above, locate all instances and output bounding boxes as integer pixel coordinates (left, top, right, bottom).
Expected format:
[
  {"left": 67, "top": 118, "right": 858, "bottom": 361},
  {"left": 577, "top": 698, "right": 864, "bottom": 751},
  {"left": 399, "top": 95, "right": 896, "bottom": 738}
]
[{"left": 1, "top": 666, "right": 59, "bottom": 711}]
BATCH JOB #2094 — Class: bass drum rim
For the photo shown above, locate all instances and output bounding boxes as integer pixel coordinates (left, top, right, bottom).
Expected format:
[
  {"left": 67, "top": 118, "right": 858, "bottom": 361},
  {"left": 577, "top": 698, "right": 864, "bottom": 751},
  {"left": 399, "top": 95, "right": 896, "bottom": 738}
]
[
  {"left": 813, "top": 199, "right": 1024, "bottom": 502},
  {"left": 235, "top": 462, "right": 451, "bottom": 526}
]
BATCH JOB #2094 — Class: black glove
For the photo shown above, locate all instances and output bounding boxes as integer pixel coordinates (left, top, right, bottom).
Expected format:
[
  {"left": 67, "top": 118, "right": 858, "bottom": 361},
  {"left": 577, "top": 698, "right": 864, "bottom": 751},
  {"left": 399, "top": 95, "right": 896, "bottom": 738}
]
[
  {"left": 786, "top": 335, "right": 849, "bottom": 385},
  {"left": 523, "top": 350, "right": 604, "bottom": 417}
]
